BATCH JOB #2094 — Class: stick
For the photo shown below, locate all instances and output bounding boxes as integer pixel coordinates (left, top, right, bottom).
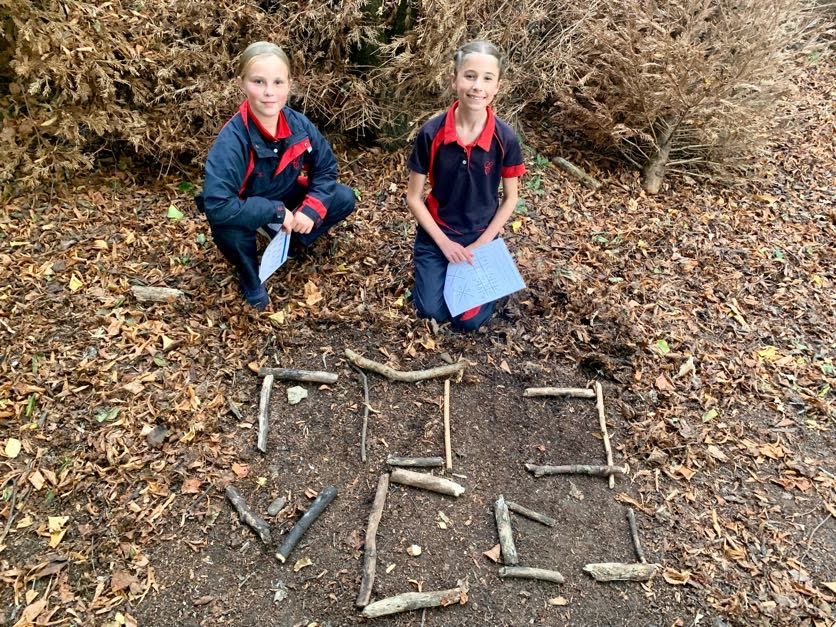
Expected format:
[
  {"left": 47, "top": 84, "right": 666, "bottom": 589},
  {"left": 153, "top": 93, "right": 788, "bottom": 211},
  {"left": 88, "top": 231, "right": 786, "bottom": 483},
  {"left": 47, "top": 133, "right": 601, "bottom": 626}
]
[
  {"left": 361, "top": 585, "right": 468, "bottom": 618},
  {"left": 350, "top": 364, "right": 370, "bottom": 462},
  {"left": 525, "top": 464, "right": 627, "bottom": 478},
  {"left": 506, "top": 501, "right": 556, "bottom": 527},
  {"left": 583, "top": 562, "right": 659, "bottom": 582},
  {"left": 499, "top": 566, "right": 565, "bottom": 584},
  {"left": 131, "top": 285, "right": 184, "bottom": 303},
  {"left": 551, "top": 156, "right": 602, "bottom": 190},
  {"left": 494, "top": 495, "right": 518, "bottom": 566},
  {"left": 523, "top": 387, "right": 596, "bottom": 399},
  {"left": 594, "top": 382, "right": 615, "bottom": 489},
  {"left": 345, "top": 349, "right": 466, "bottom": 382},
  {"left": 275, "top": 486, "right": 338, "bottom": 563},
  {"left": 258, "top": 367, "right": 338, "bottom": 384},
  {"left": 443, "top": 379, "right": 452, "bottom": 470},
  {"left": 386, "top": 456, "right": 444, "bottom": 468},
  {"left": 390, "top": 469, "right": 465, "bottom": 497},
  {"left": 626, "top": 508, "right": 647, "bottom": 563},
  {"left": 257, "top": 374, "right": 273, "bottom": 453},
  {"left": 356, "top": 474, "right": 390, "bottom": 607},
  {"left": 225, "top": 485, "right": 271, "bottom": 544}
]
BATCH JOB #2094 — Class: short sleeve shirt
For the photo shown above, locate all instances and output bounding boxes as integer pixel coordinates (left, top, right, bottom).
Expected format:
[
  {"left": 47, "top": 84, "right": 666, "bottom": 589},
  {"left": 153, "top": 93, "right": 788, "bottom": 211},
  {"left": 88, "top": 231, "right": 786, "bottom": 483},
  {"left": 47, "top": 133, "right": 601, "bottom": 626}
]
[{"left": 408, "top": 101, "right": 525, "bottom": 236}]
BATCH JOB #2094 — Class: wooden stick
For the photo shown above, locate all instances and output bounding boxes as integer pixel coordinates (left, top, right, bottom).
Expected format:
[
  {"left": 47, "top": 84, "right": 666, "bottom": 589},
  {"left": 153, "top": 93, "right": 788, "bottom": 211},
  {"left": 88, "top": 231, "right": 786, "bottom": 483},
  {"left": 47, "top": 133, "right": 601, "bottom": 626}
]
[
  {"left": 258, "top": 367, "right": 338, "bottom": 384},
  {"left": 583, "top": 562, "right": 659, "bottom": 582},
  {"left": 345, "top": 349, "right": 466, "bottom": 382},
  {"left": 361, "top": 585, "right": 468, "bottom": 618},
  {"left": 356, "top": 474, "right": 390, "bottom": 607},
  {"left": 386, "top": 456, "right": 444, "bottom": 468},
  {"left": 494, "top": 495, "right": 518, "bottom": 566},
  {"left": 257, "top": 374, "right": 273, "bottom": 453},
  {"left": 131, "top": 285, "right": 184, "bottom": 303},
  {"left": 349, "top": 364, "right": 370, "bottom": 462},
  {"left": 552, "top": 156, "right": 602, "bottom": 190},
  {"left": 523, "top": 387, "right": 596, "bottom": 399},
  {"left": 594, "top": 382, "right": 616, "bottom": 489},
  {"left": 626, "top": 508, "right": 647, "bottom": 563},
  {"left": 390, "top": 469, "right": 465, "bottom": 497},
  {"left": 443, "top": 379, "right": 452, "bottom": 470},
  {"left": 498, "top": 566, "right": 565, "bottom": 584},
  {"left": 525, "top": 464, "right": 627, "bottom": 478},
  {"left": 506, "top": 501, "right": 556, "bottom": 527},
  {"left": 225, "top": 485, "right": 271, "bottom": 544},
  {"left": 275, "top": 486, "right": 338, "bottom": 563}
]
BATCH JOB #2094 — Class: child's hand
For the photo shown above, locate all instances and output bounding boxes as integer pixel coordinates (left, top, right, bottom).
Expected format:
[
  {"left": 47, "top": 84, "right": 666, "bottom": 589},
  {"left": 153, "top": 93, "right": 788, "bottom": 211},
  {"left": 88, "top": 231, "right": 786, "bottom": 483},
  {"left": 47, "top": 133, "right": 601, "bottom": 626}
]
[
  {"left": 440, "top": 238, "right": 474, "bottom": 265},
  {"left": 292, "top": 211, "right": 315, "bottom": 235},
  {"left": 281, "top": 208, "right": 295, "bottom": 233}
]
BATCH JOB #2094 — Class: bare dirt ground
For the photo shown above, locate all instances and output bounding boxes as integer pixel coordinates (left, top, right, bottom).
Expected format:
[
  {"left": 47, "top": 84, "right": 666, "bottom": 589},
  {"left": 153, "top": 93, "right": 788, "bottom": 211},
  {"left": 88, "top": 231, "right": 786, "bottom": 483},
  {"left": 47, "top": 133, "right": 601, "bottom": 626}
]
[{"left": 1, "top": 61, "right": 834, "bottom": 627}]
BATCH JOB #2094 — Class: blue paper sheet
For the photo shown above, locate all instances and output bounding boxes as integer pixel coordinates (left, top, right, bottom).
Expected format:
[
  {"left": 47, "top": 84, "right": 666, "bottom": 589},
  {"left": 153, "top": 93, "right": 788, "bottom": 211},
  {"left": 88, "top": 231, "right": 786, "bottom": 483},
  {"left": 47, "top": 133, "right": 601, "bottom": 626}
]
[
  {"left": 258, "top": 225, "right": 290, "bottom": 283},
  {"left": 443, "top": 238, "right": 526, "bottom": 317}
]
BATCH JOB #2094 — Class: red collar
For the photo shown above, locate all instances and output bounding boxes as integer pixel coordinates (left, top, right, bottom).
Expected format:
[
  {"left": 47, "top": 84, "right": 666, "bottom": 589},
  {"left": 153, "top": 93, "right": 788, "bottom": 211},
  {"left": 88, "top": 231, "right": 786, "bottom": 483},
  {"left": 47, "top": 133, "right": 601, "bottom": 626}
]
[
  {"left": 441, "top": 101, "right": 495, "bottom": 151},
  {"left": 240, "top": 101, "right": 291, "bottom": 140}
]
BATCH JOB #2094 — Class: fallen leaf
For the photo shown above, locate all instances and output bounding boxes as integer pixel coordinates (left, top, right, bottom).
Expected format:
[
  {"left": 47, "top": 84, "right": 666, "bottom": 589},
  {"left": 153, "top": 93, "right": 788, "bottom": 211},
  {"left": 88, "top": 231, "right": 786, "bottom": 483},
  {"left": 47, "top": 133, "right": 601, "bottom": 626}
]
[
  {"left": 499, "top": 360, "right": 512, "bottom": 374},
  {"left": 706, "top": 445, "right": 729, "bottom": 462},
  {"left": 181, "top": 478, "right": 202, "bottom": 494},
  {"left": 167, "top": 204, "right": 183, "bottom": 220},
  {"left": 655, "top": 373, "right": 675, "bottom": 392},
  {"left": 231, "top": 463, "right": 249, "bottom": 478},
  {"left": 268, "top": 311, "right": 285, "bottom": 324},
  {"left": 662, "top": 568, "right": 691, "bottom": 585},
  {"left": 304, "top": 280, "right": 323, "bottom": 306},
  {"left": 293, "top": 557, "right": 313, "bottom": 572},
  {"left": 822, "top": 582, "right": 836, "bottom": 594},
  {"left": 548, "top": 596, "right": 569, "bottom": 606},
  {"left": 111, "top": 569, "right": 139, "bottom": 593},
  {"left": 4, "top": 437, "right": 21, "bottom": 459},
  {"left": 483, "top": 544, "right": 501, "bottom": 562},
  {"left": 511, "top": 219, "right": 523, "bottom": 233},
  {"left": 29, "top": 470, "right": 46, "bottom": 490},
  {"left": 68, "top": 274, "right": 84, "bottom": 292}
]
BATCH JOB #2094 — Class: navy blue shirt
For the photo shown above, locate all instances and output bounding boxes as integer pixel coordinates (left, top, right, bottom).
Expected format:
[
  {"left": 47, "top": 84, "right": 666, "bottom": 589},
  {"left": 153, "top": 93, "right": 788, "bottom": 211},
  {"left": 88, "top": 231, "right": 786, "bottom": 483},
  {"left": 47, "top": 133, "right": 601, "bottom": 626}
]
[{"left": 408, "top": 101, "right": 525, "bottom": 236}]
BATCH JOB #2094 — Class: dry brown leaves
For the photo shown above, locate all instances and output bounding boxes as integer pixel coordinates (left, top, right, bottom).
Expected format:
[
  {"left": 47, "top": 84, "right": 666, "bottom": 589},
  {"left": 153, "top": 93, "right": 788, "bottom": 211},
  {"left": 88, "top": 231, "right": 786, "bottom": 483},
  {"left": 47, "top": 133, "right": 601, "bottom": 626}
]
[{"left": 0, "top": 60, "right": 833, "bottom": 625}]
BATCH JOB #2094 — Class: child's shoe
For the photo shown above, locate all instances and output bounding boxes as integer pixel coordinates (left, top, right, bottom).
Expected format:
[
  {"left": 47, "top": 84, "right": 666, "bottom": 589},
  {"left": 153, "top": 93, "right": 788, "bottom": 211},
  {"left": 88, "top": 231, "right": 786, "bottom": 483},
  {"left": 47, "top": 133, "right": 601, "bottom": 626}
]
[{"left": 241, "top": 284, "right": 270, "bottom": 311}]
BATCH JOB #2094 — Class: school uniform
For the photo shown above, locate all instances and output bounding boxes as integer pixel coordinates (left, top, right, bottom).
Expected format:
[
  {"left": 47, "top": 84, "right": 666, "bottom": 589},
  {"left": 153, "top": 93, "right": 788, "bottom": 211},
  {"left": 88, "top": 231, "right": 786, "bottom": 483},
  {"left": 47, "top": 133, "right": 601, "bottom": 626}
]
[
  {"left": 197, "top": 101, "right": 355, "bottom": 306},
  {"left": 407, "top": 101, "right": 525, "bottom": 330}
]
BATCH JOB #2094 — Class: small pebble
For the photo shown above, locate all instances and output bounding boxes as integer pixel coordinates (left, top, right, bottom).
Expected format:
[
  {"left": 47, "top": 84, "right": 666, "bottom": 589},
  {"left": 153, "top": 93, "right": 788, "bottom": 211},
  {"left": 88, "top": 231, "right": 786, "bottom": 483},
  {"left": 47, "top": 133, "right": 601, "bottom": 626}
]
[
  {"left": 287, "top": 386, "right": 308, "bottom": 405},
  {"left": 407, "top": 544, "right": 422, "bottom": 557},
  {"left": 267, "top": 496, "right": 287, "bottom": 516}
]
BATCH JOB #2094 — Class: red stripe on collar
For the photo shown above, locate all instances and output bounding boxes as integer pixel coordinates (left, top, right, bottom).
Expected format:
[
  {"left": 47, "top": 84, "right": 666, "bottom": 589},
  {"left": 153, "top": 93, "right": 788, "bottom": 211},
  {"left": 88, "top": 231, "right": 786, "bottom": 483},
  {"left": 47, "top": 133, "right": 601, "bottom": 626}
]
[{"left": 441, "top": 101, "right": 495, "bottom": 151}]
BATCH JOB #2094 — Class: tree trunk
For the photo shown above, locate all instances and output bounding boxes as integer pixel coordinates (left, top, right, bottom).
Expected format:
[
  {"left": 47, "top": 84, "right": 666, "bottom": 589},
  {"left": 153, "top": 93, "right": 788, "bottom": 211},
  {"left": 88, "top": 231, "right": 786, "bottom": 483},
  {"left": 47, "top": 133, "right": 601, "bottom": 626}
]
[{"left": 641, "top": 124, "right": 674, "bottom": 194}]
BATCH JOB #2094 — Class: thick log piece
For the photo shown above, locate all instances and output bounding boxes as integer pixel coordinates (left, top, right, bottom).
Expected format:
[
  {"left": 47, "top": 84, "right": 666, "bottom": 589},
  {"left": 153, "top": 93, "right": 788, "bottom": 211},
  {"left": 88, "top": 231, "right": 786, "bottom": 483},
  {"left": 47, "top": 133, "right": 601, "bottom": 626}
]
[
  {"left": 356, "top": 474, "right": 390, "bottom": 607},
  {"left": 257, "top": 374, "right": 273, "bottom": 453},
  {"left": 389, "top": 469, "right": 465, "bottom": 497},
  {"left": 258, "top": 367, "right": 338, "bottom": 384},
  {"left": 386, "top": 456, "right": 445, "bottom": 468},
  {"left": 344, "top": 349, "right": 466, "bottom": 382},
  {"left": 523, "top": 387, "right": 596, "bottom": 399},
  {"left": 360, "top": 585, "right": 468, "bottom": 618},
  {"left": 225, "top": 485, "right": 271, "bottom": 544},
  {"left": 443, "top": 379, "right": 452, "bottom": 470},
  {"left": 494, "top": 495, "right": 518, "bottom": 566},
  {"left": 498, "top": 566, "right": 565, "bottom": 584},
  {"left": 275, "top": 485, "right": 338, "bottom": 563},
  {"left": 594, "top": 382, "right": 616, "bottom": 489},
  {"left": 131, "top": 285, "right": 185, "bottom": 303},
  {"left": 506, "top": 501, "right": 556, "bottom": 527},
  {"left": 583, "top": 562, "right": 659, "bottom": 582},
  {"left": 525, "top": 464, "right": 627, "bottom": 478}
]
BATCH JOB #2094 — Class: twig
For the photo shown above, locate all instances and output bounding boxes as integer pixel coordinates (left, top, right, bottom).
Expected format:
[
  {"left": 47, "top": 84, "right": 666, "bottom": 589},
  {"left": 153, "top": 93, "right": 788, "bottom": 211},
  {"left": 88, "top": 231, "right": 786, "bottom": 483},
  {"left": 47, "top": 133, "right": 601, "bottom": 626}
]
[
  {"left": 626, "top": 508, "right": 647, "bottom": 563},
  {"left": 498, "top": 566, "right": 565, "bottom": 584},
  {"left": 552, "top": 156, "right": 602, "bottom": 190},
  {"left": 594, "top": 382, "right": 615, "bottom": 489},
  {"left": 386, "top": 456, "right": 444, "bottom": 468},
  {"left": 800, "top": 513, "right": 832, "bottom": 560},
  {"left": 390, "top": 469, "right": 465, "bottom": 497},
  {"left": 356, "top": 474, "right": 390, "bottom": 607},
  {"left": 523, "top": 387, "right": 596, "bottom": 399},
  {"left": 257, "top": 374, "right": 273, "bottom": 453},
  {"left": 525, "top": 464, "right": 627, "bottom": 478},
  {"left": 494, "top": 495, "right": 518, "bottom": 566},
  {"left": 443, "top": 379, "right": 452, "bottom": 470},
  {"left": 506, "top": 501, "right": 556, "bottom": 527},
  {"left": 583, "top": 562, "right": 659, "bottom": 582},
  {"left": 360, "top": 584, "right": 468, "bottom": 618},
  {"left": 276, "top": 486, "right": 338, "bottom": 563},
  {"left": 258, "top": 367, "right": 338, "bottom": 384},
  {"left": 225, "top": 485, "right": 271, "bottom": 545},
  {"left": 344, "top": 349, "right": 466, "bottom": 382},
  {"left": 0, "top": 461, "right": 34, "bottom": 545},
  {"left": 350, "top": 364, "right": 370, "bottom": 462}
]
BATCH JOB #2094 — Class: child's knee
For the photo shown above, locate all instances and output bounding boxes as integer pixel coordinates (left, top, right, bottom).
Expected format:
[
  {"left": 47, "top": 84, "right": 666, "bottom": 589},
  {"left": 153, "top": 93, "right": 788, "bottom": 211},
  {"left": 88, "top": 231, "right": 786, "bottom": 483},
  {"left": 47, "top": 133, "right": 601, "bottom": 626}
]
[{"left": 331, "top": 183, "right": 356, "bottom": 217}]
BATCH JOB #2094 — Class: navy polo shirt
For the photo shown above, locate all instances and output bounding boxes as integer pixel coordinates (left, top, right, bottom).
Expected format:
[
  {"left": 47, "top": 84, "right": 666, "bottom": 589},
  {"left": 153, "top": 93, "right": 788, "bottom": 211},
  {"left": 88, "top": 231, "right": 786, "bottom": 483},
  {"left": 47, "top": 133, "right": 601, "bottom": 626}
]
[{"left": 408, "top": 101, "right": 526, "bottom": 236}]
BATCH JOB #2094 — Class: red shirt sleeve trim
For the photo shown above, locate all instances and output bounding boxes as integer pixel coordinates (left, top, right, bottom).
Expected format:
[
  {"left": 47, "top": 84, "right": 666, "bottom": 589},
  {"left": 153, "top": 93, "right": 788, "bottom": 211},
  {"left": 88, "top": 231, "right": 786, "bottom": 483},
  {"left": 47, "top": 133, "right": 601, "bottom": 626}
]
[
  {"left": 501, "top": 164, "right": 526, "bottom": 178},
  {"left": 301, "top": 194, "right": 327, "bottom": 219}
]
